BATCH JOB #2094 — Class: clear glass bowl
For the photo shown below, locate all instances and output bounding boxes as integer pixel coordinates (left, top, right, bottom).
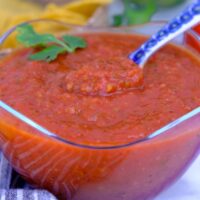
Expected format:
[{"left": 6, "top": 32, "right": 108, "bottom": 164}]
[{"left": 0, "top": 20, "right": 200, "bottom": 200}]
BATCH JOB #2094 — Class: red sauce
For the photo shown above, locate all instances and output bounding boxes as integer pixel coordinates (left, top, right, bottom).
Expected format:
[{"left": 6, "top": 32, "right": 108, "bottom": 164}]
[
  {"left": 185, "top": 24, "right": 200, "bottom": 53},
  {"left": 0, "top": 33, "right": 200, "bottom": 200},
  {"left": 1, "top": 33, "right": 200, "bottom": 146}
]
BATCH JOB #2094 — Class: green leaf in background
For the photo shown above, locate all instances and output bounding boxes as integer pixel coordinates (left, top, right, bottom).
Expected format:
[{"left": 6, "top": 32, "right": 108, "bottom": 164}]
[
  {"left": 157, "top": 0, "right": 185, "bottom": 7},
  {"left": 132, "top": 0, "right": 185, "bottom": 7},
  {"left": 113, "top": 15, "right": 124, "bottom": 26},
  {"left": 112, "top": 0, "right": 186, "bottom": 26},
  {"left": 124, "top": 0, "right": 157, "bottom": 25}
]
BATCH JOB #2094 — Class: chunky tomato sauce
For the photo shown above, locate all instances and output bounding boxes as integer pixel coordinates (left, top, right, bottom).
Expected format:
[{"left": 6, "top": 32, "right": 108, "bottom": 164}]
[
  {"left": 1, "top": 33, "right": 200, "bottom": 200},
  {"left": 0, "top": 33, "right": 200, "bottom": 146}
]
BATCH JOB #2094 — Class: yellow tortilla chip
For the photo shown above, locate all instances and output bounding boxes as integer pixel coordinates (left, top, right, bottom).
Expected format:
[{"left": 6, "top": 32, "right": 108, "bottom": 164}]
[
  {"left": 63, "top": 0, "right": 111, "bottom": 17},
  {"left": 0, "top": 0, "right": 111, "bottom": 49}
]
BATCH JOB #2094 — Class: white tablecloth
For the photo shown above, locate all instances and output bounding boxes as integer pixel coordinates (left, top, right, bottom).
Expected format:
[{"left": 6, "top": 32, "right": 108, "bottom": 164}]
[{"left": 155, "top": 155, "right": 200, "bottom": 200}]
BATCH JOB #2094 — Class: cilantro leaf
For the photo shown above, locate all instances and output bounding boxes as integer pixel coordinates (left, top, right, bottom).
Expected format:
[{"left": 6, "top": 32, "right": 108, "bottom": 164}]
[
  {"left": 62, "top": 35, "right": 87, "bottom": 52},
  {"left": 16, "top": 24, "right": 58, "bottom": 47},
  {"left": 29, "top": 45, "right": 65, "bottom": 62},
  {"left": 16, "top": 24, "right": 87, "bottom": 62}
]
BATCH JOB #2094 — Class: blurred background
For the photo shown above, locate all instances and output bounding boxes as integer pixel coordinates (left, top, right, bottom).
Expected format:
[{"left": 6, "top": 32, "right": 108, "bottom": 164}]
[
  {"left": 0, "top": 0, "right": 194, "bottom": 28},
  {"left": 0, "top": 0, "right": 195, "bottom": 48}
]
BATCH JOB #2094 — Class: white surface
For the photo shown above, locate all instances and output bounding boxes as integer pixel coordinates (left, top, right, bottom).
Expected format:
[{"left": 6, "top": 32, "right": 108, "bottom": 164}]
[{"left": 155, "top": 155, "right": 200, "bottom": 200}]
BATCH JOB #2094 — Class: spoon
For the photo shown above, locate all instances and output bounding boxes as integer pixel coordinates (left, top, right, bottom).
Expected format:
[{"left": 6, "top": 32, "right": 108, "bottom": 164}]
[{"left": 129, "top": 1, "right": 200, "bottom": 68}]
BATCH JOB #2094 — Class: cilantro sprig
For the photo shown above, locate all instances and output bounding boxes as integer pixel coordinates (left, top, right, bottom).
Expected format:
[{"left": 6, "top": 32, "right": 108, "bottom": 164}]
[{"left": 16, "top": 24, "right": 87, "bottom": 62}]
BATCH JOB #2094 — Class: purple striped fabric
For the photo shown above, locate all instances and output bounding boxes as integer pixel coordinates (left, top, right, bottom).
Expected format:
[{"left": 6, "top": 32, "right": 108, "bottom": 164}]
[{"left": 0, "top": 152, "right": 57, "bottom": 200}]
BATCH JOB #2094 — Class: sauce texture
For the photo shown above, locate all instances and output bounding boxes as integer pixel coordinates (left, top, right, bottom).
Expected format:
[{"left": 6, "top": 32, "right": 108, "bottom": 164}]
[{"left": 1, "top": 33, "right": 200, "bottom": 146}]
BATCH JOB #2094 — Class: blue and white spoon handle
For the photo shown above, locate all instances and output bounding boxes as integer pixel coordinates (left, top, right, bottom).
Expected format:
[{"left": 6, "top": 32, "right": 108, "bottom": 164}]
[{"left": 129, "top": 1, "right": 200, "bottom": 68}]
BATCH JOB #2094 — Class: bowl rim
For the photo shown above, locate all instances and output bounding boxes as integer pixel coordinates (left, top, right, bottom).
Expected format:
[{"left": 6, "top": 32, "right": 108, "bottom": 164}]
[{"left": 0, "top": 19, "right": 200, "bottom": 150}]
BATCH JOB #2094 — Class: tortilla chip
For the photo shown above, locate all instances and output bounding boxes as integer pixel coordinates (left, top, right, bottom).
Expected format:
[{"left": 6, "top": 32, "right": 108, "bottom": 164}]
[{"left": 0, "top": 0, "right": 111, "bottom": 48}]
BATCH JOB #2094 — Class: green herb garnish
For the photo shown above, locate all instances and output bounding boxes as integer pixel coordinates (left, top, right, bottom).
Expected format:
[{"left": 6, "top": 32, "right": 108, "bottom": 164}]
[{"left": 16, "top": 24, "right": 87, "bottom": 62}]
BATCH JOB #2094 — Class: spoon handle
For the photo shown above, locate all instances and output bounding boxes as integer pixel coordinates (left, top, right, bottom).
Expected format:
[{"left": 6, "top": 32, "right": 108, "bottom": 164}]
[{"left": 129, "top": 1, "right": 200, "bottom": 68}]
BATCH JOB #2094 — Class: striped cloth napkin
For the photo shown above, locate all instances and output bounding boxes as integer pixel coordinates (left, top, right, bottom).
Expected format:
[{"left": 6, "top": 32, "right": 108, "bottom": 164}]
[{"left": 0, "top": 152, "right": 57, "bottom": 200}]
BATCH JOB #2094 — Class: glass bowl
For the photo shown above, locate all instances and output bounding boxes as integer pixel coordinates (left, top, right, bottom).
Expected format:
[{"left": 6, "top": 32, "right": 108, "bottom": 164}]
[
  {"left": 0, "top": 20, "right": 200, "bottom": 200},
  {"left": 185, "top": 24, "right": 200, "bottom": 53}
]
